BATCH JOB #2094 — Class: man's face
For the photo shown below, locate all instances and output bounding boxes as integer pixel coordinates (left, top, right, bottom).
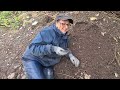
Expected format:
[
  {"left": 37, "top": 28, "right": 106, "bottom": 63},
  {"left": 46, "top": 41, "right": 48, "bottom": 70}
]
[{"left": 56, "top": 19, "right": 71, "bottom": 34}]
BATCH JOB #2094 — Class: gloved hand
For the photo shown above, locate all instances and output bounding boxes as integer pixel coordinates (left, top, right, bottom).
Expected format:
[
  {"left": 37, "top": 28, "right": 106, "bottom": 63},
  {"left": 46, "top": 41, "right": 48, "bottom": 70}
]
[
  {"left": 52, "top": 46, "right": 69, "bottom": 56},
  {"left": 69, "top": 53, "right": 80, "bottom": 67}
]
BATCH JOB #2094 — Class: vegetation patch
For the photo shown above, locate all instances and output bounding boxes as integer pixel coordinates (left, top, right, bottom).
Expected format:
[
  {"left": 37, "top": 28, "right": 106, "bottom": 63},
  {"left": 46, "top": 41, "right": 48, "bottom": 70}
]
[{"left": 0, "top": 11, "right": 22, "bottom": 30}]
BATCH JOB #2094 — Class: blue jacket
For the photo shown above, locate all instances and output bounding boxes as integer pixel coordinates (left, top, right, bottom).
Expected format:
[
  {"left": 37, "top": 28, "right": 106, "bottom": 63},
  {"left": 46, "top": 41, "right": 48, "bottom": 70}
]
[{"left": 22, "top": 24, "right": 69, "bottom": 67}]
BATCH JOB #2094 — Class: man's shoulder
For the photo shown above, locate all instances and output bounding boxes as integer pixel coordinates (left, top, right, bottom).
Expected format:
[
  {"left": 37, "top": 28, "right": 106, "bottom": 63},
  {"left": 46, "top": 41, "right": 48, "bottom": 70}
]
[
  {"left": 38, "top": 24, "right": 55, "bottom": 37},
  {"left": 42, "top": 24, "right": 55, "bottom": 33}
]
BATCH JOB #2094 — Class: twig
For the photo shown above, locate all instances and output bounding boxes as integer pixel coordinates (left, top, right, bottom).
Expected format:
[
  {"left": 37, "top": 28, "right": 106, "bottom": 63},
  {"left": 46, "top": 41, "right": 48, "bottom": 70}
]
[{"left": 114, "top": 45, "right": 120, "bottom": 66}]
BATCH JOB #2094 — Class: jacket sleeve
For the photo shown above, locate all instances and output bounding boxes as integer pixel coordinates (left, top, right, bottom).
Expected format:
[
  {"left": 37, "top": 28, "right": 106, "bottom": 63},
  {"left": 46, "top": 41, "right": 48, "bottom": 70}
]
[
  {"left": 28, "top": 29, "right": 54, "bottom": 57},
  {"left": 65, "top": 37, "right": 71, "bottom": 59},
  {"left": 65, "top": 48, "right": 72, "bottom": 59}
]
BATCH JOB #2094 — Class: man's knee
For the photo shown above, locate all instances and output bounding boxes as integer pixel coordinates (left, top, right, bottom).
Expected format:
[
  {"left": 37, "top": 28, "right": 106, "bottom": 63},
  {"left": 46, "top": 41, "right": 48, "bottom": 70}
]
[{"left": 22, "top": 59, "right": 46, "bottom": 79}]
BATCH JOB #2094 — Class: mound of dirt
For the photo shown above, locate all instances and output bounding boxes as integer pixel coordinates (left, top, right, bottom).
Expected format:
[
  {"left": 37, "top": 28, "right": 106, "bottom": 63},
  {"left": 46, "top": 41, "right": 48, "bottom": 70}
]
[{"left": 55, "top": 21, "right": 120, "bottom": 79}]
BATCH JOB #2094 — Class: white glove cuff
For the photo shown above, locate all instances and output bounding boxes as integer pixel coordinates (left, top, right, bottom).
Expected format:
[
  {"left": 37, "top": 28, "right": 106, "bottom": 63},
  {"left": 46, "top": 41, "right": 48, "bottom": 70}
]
[{"left": 68, "top": 53, "right": 74, "bottom": 58}]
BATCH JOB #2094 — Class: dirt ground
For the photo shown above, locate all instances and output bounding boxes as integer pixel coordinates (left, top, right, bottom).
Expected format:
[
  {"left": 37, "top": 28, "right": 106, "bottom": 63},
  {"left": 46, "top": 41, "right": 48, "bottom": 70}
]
[
  {"left": 54, "top": 21, "right": 119, "bottom": 79},
  {"left": 1, "top": 11, "right": 120, "bottom": 79}
]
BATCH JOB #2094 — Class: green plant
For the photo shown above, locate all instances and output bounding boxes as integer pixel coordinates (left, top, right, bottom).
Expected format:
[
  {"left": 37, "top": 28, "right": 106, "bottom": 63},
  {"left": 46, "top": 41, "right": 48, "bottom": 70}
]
[{"left": 0, "top": 11, "right": 22, "bottom": 30}]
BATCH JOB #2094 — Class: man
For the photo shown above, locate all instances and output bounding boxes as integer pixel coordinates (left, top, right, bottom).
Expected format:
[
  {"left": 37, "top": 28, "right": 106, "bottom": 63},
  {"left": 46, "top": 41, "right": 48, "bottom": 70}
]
[{"left": 22, "top": 13, "right": 80, "bottom": 79}]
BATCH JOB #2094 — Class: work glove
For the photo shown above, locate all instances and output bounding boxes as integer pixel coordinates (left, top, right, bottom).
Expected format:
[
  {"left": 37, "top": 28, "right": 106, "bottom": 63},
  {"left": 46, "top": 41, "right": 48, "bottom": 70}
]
[
  {"left": 52, "top": 46, "right": 69, "bottom": 56},
  {"left": 68, "top": 53, "right": 80, "bottom": 67}
]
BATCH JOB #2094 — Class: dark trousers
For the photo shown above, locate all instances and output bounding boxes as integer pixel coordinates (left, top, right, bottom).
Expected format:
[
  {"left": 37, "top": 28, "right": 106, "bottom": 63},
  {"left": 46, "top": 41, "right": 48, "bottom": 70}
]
[{"left": 22, "top": 59, "right": 54, "bottom": 79}]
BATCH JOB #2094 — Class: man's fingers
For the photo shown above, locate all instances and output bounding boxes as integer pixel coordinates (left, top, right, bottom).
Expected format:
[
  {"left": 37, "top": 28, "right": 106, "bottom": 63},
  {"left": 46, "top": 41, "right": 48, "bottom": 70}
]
[
  {"left": 74, "top": 58, "right": 79, "bottom": 67},
  {"left": 70, "top": 56, "right": 80, "bottom": 67},
  {"left": 75, "top": 59, "right": 80, "bottom": 67}
]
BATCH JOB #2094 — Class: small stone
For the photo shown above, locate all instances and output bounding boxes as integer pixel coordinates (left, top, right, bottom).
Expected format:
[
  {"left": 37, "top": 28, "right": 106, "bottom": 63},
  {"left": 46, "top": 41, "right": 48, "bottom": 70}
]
[
  {"left": 31, "top": 32, "right": 34, "bottom": 34},
  {"left": 103, "top": 18, "right": 106, "bottom": 21},
  {"left": 14, "top": 65, "right": 20, "bottom": 69},
  {"left": 101, "top": 32, "right": 106, "bottom": 36},
  {"left": 84, "top": 73, "right": 91, "bottom": 79},
  {"left": 32, "top": 21, "right": 38, "bottom": 25},
  {"left": 21, "top": 75, "right": 26, "bottom": 79},
  {"left": 19, "top": 27, "right": 23, "bottom": 30},
  {"left": 26, "top": 16, "right": 30, "bottom": 19},
  {"left": 2, "top": 34, "right": 6, "bottom": 36},
  {"left": 7, "top": 73, "right": 15, "bottom": 79},
  {"left": 16, "top": 36, "right": 20, "bottom": 39},
  {"left": 90, "top": 17, "right": 97, "bottom": 21},
  {"left": 17, "top": 74, "right": 21, "bottom": 79},
  {"left": 115, "top": 73, "right": 119, "bottom": 77},
  {"left": 95, "top": 13, "right": 99, "bottom": 16}
]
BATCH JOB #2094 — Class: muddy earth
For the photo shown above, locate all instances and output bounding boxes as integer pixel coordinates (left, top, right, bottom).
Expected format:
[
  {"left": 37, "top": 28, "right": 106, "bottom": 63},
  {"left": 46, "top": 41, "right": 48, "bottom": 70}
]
[{"left": 1, "top": 11, "right": 120, "bottom": 79}]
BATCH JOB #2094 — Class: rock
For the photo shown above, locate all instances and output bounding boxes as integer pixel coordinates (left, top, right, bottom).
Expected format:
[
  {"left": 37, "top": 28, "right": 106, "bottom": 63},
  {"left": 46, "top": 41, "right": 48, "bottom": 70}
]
[
  {"left": 16, "top": 36, "right": 20, "bottom": 39},
  {"left": 90, "top": 17, "right": 97, "bottom": 21},
  {"left": 84, "top": 73, "right": 91, "bottom": 79},
  {"left": 95, "top": 13, "right": 99, "bottom": 16},
  {"left": 16, "top": 74, "right": 21, "bottom": 79},
  {"left": 7, "top": 63, "right": 10, "bottom": 66},
  {"left": 115, "top": 72, "right": 119, "bottom": 77},
  {"left": 7, "top": 73, "right": 15, "bottom": 79},
  {"left": 101, "top": 32, "right": 106, "bottom": 36},
  {"left": 14, "top": 65, "right": 20, "bottom": 69},
  {"left": 21, "top": 75, "right": 26, "bottom": 79},
  {"left": 32, "top": 21, "right": 38, "bottom": 26}
]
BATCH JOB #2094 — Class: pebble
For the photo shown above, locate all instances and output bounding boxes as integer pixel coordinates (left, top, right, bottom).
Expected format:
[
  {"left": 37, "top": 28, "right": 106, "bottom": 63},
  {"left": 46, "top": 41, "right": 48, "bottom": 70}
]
[
  {"left": 32, "top": 21, "right": 38, "bottom": 25},
  {"left": 115, "top": 72, "right": 119, "bottom": 77},
  {"left": 7, "top": 73, "right": 15, "bottom": 79},
  {"left": 21, "top": 75, "right": 26, "bottom": 79},
  {"left": 90, "top": 17, "right": 97, "bottom": 21}
]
